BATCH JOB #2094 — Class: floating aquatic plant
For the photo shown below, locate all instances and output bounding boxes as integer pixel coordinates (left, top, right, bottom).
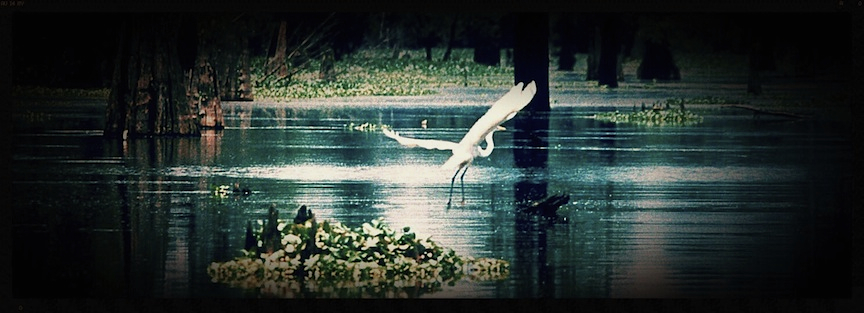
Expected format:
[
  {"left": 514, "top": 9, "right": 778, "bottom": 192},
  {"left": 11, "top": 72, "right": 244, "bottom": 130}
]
[
  {"left": 344, "top": 122, "right": 390, "bottom": 132},
  {"left": 207, "top": 213, "right": 509, "bottom": 298},
  {"left": 212, "top": 183, "right": 252, "bottom": 198},
  {"left": 593, "top": 100, "right": 704, "bottom": 126},
  {"left": 213, "top": 185, "right": 232, "bottom": 198},
  {"left": 593, "top": 108, "right": 703, "bottom": 126}
]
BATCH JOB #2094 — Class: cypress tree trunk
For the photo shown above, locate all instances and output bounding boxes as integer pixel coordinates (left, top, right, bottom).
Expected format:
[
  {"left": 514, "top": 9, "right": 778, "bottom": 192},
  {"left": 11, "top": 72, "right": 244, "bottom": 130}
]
[
  {"left": 585, "top": 24, "right": 600, "bottom": 81},
  {"left": 597, "top": 15, "right": 621, "bottom": 88},
  {"left": 237, "top": 37, "right": 253, "bottom": 100},
  {"left": 747, "top": 32, "right": 775, "bottom": 95},
  {"left": 554, "top": 14, "right": 576, "bottom": 71},
  {"left": 105, "top": 15, "right": 199, "bottom": 138},
  {"left": 473, "top": 43, "right": 500, "bottom": 66},
  {"left": 188, "top": 17, "right": 225, "bottom": 129},
  {"left": 558, "top": 44, "right": 576, "bottom": 71},
  {"left": 319, "top": 49, "right": 336, "bottom": 82},
  {"left": 513, "top": 13, "right": 550, "bottom": 169},
  {"left": 636, "top": 39, "right": 681, "bottom": 81},
  {"left": 470, "top": 16, "right": 500, "bottom": 67},
  {"left": 189, "top": 45, "right": 224, "bottom": 129},
  {"left": 214, "top": 22, "right": 251, "bottom": 101},
  {"left": 260, "top": 20, "right": 290, "bottom": 84},
  {"left": 514, "top": 13, "right": 549, "bottom": 112},
  {"left": 441, "top": 16, "right": 458, "bottom": 62}
]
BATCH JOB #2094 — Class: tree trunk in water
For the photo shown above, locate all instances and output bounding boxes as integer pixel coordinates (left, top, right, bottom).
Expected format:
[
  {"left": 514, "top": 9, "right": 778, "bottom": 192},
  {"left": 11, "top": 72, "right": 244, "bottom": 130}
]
[
  {"left": 513, "top": 13, "right": 550, "bottom": 169},
  {"left": 441, "top": 16, "right": 458, "bottom": 62},
  {"left": 471, "top": 18, "right": 499, "bottom": 66},
  {"left": 260, "top": 20, "right": 290, "bottom": 84},
  {"left": 747, "top": 49, "right": 763, "bottom": 95},
  {"left": 105, "top": 15, "right": 198, "bottom": 138},
  {"left": 188, "top": 36, "right": 224, "bottom": 129},
  {"left": 558, "top": 44, "right": 575, "bottom": 71},
  {"left": 597, "top": 16, "right": 621, "bottom": 88},
  {"left": 636, "top": 40, "right": 681, "bottom": 81},
  {"left": 215, "top": 33, "right": 249, "bottom": 101},
  {"left": 514, "top": 13, "right": 549, "bottom": 112},
  {"left": 222, "top": 21, "right": 252, "bottom": 101},
  {"left": 554, "top": 14, "right": 576, "bottom": 71},
  {"left": 585, "top": 24, "right": 600, "bottom": 81},
  {"left": 473, "top": 44, "right": 500, "bottom": 66},
  {"left": 319, "top": 49, "right": 336, "bottom": 82},
  {"left": 238, "top": 41, "right": 253, "bottom": 100},
  {"left": 744, "top": 15, "right": 781, "bottom": 95},
  {"left": 747, "top": 34, "right": 775, "bottom": 95}
]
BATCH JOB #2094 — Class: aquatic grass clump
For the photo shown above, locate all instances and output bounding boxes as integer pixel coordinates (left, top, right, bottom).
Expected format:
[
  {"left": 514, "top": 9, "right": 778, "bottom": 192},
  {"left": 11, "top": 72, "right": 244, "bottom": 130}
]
[
  {"left": 207, "top": 216, "right": 509, "bottom": 297},
  {"left": 344, "top": 122, "right": 390, "bottom": 132},
  {"left": 663, "top": 96, "right": 741, "bottom": 106},
  {"left": 594, "top": 108, "right": 704, "bottom": 126},
  {"left": 213, "top": 185, "right": 232, "bottom": 198}
]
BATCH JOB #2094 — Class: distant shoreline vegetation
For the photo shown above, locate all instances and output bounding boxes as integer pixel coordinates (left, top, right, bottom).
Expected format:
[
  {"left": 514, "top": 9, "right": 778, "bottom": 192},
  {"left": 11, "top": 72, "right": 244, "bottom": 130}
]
[
  {"left": 11, "top": 48, "right": 513, "bottom": 101},
  {"left": 252, "top": 48, "right": 513, "bottom": 100},
  {"left": 10, "top": 49, "right": 841, "bottom": 112}
]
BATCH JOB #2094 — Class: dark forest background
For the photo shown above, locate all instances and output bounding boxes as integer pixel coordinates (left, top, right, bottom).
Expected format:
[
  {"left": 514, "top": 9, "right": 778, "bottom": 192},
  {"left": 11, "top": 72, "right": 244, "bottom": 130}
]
[{"left": 11, "top": 12, "right": 851, "bottom": 90}]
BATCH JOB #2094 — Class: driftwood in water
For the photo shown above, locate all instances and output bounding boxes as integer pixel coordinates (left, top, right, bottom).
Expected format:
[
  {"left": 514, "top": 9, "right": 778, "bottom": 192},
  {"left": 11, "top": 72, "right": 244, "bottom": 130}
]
[{"left": 723, "top": 104, "right": 808, "bottom": 119}]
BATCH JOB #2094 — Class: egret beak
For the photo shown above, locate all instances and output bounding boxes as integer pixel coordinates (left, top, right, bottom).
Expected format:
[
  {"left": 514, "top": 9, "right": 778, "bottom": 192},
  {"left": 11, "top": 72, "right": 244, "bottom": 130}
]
[{"left": 495, "top": 125, "right": 506, "bottom": 131}]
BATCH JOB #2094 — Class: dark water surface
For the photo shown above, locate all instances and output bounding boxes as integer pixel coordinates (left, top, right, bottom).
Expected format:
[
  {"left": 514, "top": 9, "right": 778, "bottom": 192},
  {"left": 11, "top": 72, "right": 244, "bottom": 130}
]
[{"left": 11, "top": 94, "right": 852, "bottom": 298}]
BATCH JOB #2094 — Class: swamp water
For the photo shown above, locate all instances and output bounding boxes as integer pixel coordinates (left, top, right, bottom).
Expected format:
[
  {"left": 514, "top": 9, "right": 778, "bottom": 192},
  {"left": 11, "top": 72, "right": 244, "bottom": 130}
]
[{"left": 11, "top": 90, "right": 852, "bottom": 298}]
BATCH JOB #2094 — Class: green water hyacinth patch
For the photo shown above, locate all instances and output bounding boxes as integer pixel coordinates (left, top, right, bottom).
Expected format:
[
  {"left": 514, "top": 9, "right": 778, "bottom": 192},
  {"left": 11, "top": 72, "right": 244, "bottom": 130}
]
[
  {"left": 593, "top": 108, "right": 704, "bottom": 126},
  {"left": 207, "top": 217, "right": 509, "bottom": 298},
  {"left": 344, "top": 122, "right": 390, "bottom": 132},
  {"left": 213, "top": 185, "right": 231, "bottom": 198}
]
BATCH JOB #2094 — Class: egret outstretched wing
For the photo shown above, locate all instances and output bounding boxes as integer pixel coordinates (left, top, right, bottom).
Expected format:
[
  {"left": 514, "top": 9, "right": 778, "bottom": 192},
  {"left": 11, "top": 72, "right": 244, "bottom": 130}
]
[
  {"left": 382, "top": 128, "right": 459, "bottom": 151},
  {"left": 457, "top": 81, "right": 537, "bottom": 148}
]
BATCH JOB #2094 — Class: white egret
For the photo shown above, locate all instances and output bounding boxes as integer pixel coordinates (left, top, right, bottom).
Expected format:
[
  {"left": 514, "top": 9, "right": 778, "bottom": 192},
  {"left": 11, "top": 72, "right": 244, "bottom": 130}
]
[{"left": 382, "top": 81, "right": 537, "bottom": 205}]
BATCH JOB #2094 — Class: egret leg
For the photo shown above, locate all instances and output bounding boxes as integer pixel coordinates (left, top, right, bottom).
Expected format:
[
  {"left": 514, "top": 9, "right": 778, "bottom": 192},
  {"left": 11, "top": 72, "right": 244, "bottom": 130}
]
[
  {"left": 447, "top": 166, "right": 469, "bottom": 206},
  {"left": 448, "top": 167, "right": 461, "bottom": 206},
  {"left": 459, "top": 166, "right": 468, "bottom": 204}
]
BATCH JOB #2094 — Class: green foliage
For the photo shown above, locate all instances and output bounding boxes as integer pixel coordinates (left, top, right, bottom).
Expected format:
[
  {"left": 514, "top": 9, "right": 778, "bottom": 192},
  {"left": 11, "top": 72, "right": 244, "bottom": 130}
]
[
  {"left": 208, "top": 216, "right": 509, "bottom": 297},
  {"left": 252, "top": 48, "right": 513, "bottom": 100}
]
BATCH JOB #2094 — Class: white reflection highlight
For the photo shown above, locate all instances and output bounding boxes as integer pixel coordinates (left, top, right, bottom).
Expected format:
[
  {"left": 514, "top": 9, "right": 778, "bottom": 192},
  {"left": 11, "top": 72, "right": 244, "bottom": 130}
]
[
  {"left": 165, "top": 164, "right": 520, "bottom": 186},
  {"left": 605, "top": 165, "right": 803, "bottom": 183},
  {"left": 611, "top": 211, "right": 676, "bottom": 298}
]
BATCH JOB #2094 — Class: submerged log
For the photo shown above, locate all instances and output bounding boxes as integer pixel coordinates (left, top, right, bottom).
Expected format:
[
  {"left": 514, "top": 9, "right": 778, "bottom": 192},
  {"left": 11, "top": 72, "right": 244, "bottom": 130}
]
[
  {"left": 521, "top": 194, "right": 570, "bottom": 217},
  {"left": 723, "top": 104, "right": 809, "bottom": 119}
]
